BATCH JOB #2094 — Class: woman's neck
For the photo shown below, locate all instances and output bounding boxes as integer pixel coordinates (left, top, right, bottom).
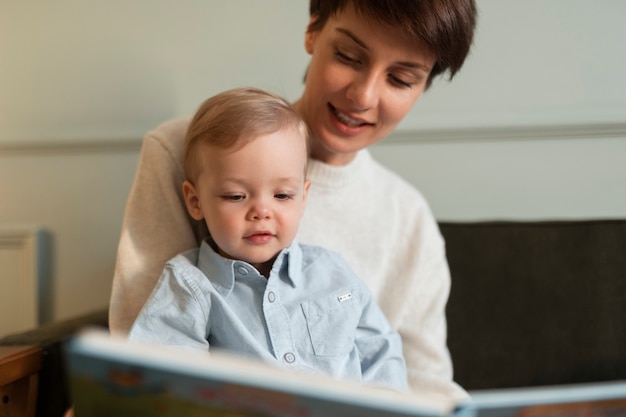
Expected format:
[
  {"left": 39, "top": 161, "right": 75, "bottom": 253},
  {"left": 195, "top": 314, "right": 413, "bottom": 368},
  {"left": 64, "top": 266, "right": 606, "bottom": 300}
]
[
  {"left": 293, "top": 97, "right": 358, "bottom": 166},
  {"left": 308, "top": 141, "right": 357, "bottom": 166}
]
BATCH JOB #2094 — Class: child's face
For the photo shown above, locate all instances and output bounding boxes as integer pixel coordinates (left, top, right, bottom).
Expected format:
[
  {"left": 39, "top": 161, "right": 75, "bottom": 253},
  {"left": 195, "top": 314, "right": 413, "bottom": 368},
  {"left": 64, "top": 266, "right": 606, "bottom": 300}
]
[{"left": 184, "top": 128, "right": 309, "bottom": 274}]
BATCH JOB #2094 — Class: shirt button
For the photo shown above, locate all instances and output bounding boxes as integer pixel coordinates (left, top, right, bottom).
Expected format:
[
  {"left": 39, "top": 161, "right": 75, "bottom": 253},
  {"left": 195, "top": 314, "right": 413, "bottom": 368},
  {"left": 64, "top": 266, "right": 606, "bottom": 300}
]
[
  {"left": 267, "top": 291, "right": 276, "bottom": 303},
  {"left": 283, "top": 352, "right": 296, "bottom": 364},
  {"left": 237, "top": 266, "right": 248, "bottom": 275}
]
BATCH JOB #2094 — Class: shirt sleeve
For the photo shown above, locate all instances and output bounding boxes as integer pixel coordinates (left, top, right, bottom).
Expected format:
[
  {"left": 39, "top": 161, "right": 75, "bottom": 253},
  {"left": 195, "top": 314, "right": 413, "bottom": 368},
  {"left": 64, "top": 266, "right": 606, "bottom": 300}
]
[
  {"left": 109, "top": 118, "right": 207, "bottom": 336},
  {"left": 128, "top": 261, "right": 210, "bottom": 352},
  {"left": 355, "top": 289, "right": 409, "bottom": 392}
]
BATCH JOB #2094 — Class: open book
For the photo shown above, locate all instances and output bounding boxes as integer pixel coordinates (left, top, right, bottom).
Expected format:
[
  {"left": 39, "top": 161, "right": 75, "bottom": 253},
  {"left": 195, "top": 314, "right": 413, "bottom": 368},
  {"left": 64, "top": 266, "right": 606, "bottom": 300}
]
[
  {"left": 65, "top": 329, "right": 465, "bottom": 417},
  {"left": 65, "top": 329, "right": 626, "bottom": 417}
]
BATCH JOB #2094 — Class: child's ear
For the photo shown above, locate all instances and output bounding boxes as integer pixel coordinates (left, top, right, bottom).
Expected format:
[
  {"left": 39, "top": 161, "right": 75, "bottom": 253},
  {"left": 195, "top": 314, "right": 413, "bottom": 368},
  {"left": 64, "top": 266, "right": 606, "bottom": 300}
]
[
  {"left": 182, "top": 180, "right": 204, "bottom": 221},
  {"left": 301, "top": 179, "right": 311, "bottom": 211}
]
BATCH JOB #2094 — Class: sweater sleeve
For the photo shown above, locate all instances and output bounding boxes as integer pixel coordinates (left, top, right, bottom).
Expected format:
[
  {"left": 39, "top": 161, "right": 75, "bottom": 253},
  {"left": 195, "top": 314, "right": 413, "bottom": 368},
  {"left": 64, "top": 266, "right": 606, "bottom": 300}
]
[
  {"left": 109, "top": 118, "right": 207, "bottom": 336},
  {"left": 396, "top": 207, "right": 469, "bottom": 401}
]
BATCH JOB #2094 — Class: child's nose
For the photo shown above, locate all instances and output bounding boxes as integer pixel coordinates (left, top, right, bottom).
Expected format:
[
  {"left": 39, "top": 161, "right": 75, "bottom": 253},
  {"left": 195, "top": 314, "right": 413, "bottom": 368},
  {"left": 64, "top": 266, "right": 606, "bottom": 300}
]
[{"left": 248, "top": 201, "right": 271, "bottom": 220}]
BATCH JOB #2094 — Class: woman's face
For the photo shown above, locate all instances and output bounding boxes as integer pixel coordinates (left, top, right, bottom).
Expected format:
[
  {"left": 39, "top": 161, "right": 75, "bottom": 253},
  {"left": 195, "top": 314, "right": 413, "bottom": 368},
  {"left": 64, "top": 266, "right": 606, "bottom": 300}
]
[{"left": 293, "top": 5, "right": 436, "bottom": 166}]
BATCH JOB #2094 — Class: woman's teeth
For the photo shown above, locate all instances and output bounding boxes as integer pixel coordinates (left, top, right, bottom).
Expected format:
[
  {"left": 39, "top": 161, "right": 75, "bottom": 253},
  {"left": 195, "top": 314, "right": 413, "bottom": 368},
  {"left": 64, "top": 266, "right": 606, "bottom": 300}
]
[{"left": 333, "top": 107, "right": 366, "bottom": 127}]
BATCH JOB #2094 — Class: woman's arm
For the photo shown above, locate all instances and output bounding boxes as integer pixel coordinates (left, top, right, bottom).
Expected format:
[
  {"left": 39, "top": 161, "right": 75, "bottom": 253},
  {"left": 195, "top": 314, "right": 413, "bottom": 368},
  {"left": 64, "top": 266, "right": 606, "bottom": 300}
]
[
  {"left": 395, "top": 213, "right": 469, "bottom": 401},
  {"left": 109, "top": 117, "right": 207, "bottom": 335}
]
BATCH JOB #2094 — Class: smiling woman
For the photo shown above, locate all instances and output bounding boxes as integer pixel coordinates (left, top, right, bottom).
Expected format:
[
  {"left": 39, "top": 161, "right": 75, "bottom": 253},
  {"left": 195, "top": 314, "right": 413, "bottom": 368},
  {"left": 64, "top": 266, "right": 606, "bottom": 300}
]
[
  {"left": 294, "top": 6, "right": 438, "bottom": 165},
  {"left": 110, "top": 0, "right": 478, "bottom": 403}
]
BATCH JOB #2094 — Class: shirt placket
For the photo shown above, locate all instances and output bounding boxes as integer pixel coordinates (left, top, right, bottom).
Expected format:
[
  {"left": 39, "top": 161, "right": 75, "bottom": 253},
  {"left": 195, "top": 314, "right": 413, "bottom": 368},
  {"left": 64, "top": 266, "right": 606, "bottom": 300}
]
[{"left": 262, "top": 279, "right": 298, "bottom": 367}]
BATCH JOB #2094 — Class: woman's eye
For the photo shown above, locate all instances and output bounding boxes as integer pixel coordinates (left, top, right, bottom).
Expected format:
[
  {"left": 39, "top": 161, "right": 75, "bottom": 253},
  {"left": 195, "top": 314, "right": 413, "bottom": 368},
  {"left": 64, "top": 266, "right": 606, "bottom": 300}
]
[
  {"left": 335, "top": 50, "right": 361, "bottom": 66},
  {"left": 388, "top": 74, "right": 414, "bottom": 89}
]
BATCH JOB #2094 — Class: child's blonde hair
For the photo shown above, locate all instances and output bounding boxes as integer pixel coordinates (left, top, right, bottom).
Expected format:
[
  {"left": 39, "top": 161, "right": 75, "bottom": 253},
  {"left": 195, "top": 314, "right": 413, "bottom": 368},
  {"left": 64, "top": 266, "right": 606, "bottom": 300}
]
[{"left": 184, "top": 87, "right": 309, "bottom": 181}]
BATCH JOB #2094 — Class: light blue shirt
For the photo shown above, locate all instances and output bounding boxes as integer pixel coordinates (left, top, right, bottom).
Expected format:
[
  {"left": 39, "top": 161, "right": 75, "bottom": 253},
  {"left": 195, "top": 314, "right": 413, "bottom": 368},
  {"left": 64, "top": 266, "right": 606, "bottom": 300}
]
[{"left": 129, "top": 239, "right": 407, "bottom": 391}]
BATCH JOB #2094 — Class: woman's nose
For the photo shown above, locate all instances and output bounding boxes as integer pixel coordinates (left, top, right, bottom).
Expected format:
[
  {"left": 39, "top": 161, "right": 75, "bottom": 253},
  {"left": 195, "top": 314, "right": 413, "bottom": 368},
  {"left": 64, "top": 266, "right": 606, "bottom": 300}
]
[{"left": 346, "top": 72, "right": 379, "bottom": 111}]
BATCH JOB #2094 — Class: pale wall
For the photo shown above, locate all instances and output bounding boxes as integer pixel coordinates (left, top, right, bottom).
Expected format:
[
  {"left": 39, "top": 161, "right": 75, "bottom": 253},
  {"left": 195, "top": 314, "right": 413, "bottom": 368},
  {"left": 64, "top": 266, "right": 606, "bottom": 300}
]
[{"left": 1, "top": 1, "right": 625, "bottom": 328}]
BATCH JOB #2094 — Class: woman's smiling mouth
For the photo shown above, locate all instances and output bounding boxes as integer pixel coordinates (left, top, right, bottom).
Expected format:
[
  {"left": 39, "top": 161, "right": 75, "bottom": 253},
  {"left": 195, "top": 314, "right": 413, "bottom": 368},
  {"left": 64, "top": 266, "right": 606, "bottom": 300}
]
[{"left": 329, "top": 104, "right": 372, "bottom": 128}]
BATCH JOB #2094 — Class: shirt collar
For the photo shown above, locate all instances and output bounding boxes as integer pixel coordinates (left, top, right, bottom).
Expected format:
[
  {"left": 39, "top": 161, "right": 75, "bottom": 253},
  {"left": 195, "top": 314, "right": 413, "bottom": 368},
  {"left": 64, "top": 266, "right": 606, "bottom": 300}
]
[
  {"left": 196, "top": 239, "right": 304, "bottom": 297},
  {"left": 271, "top": 240, "right": 304, "bottom": 288}
]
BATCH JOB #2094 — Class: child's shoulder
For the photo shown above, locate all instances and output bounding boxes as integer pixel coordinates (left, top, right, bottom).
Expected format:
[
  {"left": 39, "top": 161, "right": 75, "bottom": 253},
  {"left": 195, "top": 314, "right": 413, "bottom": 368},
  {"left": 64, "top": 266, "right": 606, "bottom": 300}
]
[
  {"left": 162, "top": 247, "right": 206, "bottom": 282},
  {"left": 297, "top": 242, "right": 345, "bottom": 264},
  {"left": 166, "top": 246, "right": 200, "bottom": 267},
  {"left": 296, "top": 243, "right": 364, "bottom": 285}
]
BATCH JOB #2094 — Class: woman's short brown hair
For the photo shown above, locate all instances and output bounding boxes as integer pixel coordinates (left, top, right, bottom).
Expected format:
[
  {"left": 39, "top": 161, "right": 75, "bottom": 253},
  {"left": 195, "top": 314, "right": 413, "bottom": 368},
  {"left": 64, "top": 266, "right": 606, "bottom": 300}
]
[
  {"left": 308, "top": 0, "right": 477, "bottom": 88},
  {"left": 184, "top": 87, "right": 309, "bottom": 181}
]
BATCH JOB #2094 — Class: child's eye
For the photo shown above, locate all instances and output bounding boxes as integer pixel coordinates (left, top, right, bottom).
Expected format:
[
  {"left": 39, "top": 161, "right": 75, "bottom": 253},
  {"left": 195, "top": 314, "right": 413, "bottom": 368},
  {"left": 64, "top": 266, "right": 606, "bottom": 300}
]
[
  {"left": 275, "top": 193, "right": 293, "bottom": 201},
  {"left": 222, "top": 194, "right": 244, "bottom": 202}
]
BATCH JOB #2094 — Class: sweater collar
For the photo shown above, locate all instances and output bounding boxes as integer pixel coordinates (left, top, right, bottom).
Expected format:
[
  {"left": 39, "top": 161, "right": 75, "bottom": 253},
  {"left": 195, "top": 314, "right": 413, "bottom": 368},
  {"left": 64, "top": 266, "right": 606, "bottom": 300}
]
[{"left": 306, "top": 149, "right": 371, "bottom": 189}]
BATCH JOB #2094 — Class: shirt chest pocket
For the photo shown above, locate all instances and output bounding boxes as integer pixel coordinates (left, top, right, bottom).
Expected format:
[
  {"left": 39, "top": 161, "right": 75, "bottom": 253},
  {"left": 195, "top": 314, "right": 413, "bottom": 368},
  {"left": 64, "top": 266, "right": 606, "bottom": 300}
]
[{"left": 301, "top": 292, "right": 361, "bottom": 357}]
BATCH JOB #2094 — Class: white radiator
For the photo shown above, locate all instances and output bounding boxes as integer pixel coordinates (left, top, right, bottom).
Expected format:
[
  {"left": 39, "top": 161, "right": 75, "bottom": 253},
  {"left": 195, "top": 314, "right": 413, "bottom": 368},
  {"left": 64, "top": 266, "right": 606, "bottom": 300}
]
[{"left": 0, "top": 226, "right": 45, "bottom": 337}]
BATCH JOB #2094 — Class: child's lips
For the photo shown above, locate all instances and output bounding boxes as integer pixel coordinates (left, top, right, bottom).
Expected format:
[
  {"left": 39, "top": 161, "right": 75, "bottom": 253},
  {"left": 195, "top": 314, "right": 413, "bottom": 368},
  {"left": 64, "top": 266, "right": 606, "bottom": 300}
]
[{"left": 244, "top": 231, "right": 274, "bottom": 244}]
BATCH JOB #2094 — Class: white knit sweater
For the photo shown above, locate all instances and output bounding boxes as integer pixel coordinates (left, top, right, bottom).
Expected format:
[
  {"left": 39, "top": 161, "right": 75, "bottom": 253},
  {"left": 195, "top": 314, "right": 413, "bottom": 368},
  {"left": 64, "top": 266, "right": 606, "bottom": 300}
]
[{"left": 110, "top": 117, "right": 467, "bottom": 400}]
